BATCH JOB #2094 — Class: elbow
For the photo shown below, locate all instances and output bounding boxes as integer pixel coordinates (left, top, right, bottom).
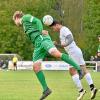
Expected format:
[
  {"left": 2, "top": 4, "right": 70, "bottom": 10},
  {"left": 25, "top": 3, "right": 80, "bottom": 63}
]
[{"left": 61, "top": 43, "right": 67, "bottom": 47}]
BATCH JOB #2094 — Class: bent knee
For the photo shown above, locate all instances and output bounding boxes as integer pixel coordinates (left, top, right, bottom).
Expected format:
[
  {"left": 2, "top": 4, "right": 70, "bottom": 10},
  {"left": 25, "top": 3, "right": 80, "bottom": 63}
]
[
  {"left": 49, "top": 48, "right": 62, "bottom": 58},
  {"left": 33, "top": 62, "right": 41, "bottom": 73},
  {"left": 69, "top": 68, "right": 77, "bottom": 76},
  {"left": 80, "top": 65, "right": 89, "bottom": 74}
]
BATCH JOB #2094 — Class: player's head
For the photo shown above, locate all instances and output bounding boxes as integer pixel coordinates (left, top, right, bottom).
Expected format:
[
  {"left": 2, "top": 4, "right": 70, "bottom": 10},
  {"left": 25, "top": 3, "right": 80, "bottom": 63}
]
[
  {"left": 13, "top": 11, "right": 24, "bottom": 26},
  {"left": 49, "top": 20, "right": 62, "bottom": 32}
]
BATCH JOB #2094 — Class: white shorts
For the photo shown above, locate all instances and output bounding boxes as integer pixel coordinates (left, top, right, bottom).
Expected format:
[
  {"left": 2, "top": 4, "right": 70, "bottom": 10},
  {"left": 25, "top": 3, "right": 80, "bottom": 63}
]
[{"left": 66, "top": 47, "right": 85, "bottom": 66}]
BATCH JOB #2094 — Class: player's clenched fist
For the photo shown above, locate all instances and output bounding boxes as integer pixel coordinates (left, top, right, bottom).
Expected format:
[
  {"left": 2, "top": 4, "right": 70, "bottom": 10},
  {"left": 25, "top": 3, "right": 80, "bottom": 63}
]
[{"left": 42, "top": 30, "right": 48, "bottom": 35}]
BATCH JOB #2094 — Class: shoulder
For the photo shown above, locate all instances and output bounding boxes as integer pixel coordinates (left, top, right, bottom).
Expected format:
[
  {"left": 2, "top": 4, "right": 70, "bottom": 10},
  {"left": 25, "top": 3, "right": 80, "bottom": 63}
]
[
  {"left": 22, "top": 14, "right": 33, "bottom": 18},
  {"left": 60, "top": 26, "right": 71, "bottom": 33},
  {"left": 60, "top": 26, "right": 72, "bottom": 36},
  {"left": 22, "top": 14, "right": 35, "bottom": 22}
]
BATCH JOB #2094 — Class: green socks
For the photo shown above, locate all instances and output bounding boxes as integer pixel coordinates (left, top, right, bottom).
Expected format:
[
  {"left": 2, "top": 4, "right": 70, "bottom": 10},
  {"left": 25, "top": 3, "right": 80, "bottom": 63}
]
[
  {"left": 35, "top": 53, "right": 80, "bottom": 92},
  {"left": 36, "top": 71, "right": 48, "bottom": 91},
  {"left": 61, "top": 53, "right": 80, "bottom": 71}
]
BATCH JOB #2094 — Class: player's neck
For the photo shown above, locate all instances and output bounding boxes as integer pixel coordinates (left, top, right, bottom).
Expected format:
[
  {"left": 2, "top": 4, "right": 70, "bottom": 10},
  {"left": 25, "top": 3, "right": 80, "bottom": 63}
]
[{"left": 59, "top": 25, "right": 63, "bottom": 30}]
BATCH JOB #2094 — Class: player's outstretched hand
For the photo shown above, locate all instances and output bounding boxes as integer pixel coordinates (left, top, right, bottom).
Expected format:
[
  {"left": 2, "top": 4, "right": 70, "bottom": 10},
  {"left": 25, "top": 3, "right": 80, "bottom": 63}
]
[{"left": 42, "top": 30, "right": 48, "bottom": 35}]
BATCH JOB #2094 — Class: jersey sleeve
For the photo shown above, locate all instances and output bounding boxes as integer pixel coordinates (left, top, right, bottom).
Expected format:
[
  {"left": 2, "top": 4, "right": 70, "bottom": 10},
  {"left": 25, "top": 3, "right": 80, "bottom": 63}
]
[
  {"left": 60, "top": 27, "right": 72, "bottom": 45},
  {"left": 22, "top": 14, "right": 43, "bottom": 31},
  {"left": 60, "top": 33, "right": 65, "bottom": 45},
  {"left": 31, "top": 17, "right": 43, "bottom": 31},
  {"left": 22, "top": 14, "right": 32, "bottom": 22}
]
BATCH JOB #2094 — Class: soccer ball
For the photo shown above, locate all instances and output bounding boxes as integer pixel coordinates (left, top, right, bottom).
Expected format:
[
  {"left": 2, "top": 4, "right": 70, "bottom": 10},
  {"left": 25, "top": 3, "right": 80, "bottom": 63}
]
[{"left": 43, "top": 15, "right": 53, "bottom": 26}]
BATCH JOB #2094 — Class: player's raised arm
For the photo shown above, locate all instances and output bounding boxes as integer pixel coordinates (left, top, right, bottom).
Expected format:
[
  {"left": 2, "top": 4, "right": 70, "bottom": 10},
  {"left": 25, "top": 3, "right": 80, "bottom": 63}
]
[
  {"left": 31, "top": 17, "right": 43, "bottom": 32},
  {"left": 60, "top": 34, "right": 74, "bottom": 47},
  {"left": 53, "top": 34, "right": 74, "bottom": 48},
  {"left": 31, "top": 17, "right": 49, "bottom": 35},
  {"left": 22, "top": 14, "right": 43, "bottom": 32}
]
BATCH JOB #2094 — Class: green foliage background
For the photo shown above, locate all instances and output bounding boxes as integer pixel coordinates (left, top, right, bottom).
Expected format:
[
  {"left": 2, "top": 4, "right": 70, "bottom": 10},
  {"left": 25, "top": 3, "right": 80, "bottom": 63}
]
[{"left": 0, "top": 0, "right": 99, "bottom": 60}]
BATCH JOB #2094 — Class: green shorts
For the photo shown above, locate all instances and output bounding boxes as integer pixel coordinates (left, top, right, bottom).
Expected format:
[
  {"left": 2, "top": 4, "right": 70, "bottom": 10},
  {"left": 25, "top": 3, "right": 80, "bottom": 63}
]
[{"left": 33, "top": 35, "right": 55, "bottom": 62}]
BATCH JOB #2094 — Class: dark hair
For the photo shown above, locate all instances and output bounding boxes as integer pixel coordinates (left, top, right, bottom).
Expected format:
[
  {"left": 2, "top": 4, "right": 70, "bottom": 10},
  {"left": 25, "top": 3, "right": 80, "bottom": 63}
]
[{"left": 49, "top": 20, "right": 61, "bottom": 27}]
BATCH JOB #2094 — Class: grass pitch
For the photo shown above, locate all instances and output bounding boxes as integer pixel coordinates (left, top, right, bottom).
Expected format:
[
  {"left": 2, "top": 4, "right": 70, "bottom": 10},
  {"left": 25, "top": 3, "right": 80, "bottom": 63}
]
[{"left": 0, "top": 70, "right": 100, "bottom": 100}]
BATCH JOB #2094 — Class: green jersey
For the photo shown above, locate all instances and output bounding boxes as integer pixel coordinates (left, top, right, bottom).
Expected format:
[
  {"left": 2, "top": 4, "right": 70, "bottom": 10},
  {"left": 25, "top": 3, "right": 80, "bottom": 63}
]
[
  {"left": 98, "top": 44, "right": 100, "bottom": 52},
  {"left": 21, "top": 14, "right": 43, "bottom": 43}
]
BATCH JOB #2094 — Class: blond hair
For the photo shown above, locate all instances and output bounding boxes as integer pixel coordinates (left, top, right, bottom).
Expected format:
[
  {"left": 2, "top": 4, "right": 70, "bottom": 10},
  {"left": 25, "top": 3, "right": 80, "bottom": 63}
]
[{"left": 13, "top": 11, "right": 24, "bottom": 20}]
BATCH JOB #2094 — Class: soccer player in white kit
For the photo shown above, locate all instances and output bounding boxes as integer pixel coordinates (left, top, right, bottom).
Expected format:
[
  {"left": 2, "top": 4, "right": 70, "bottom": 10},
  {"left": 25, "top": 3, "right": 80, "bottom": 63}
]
[{"left": 48, "top": 20, "right": 98, "bottom": 100}]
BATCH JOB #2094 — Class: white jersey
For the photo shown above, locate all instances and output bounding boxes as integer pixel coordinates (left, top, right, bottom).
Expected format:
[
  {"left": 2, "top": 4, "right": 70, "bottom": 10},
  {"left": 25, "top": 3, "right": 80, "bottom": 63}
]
[{"left": 60, "top": 26, "right": 85, "bottom": 65}]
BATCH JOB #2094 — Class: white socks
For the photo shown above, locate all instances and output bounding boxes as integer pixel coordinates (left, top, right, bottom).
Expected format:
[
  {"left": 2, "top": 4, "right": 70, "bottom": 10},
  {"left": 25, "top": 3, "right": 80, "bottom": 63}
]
[
  {"left": 85, "top": 73, "right": 93, "bottom": 85},
  {"left": 72, "top": 73, "right": 94, "bottom": 92},
  {"left": 72, "top": 74, "right": 83, "bottom": 91}
]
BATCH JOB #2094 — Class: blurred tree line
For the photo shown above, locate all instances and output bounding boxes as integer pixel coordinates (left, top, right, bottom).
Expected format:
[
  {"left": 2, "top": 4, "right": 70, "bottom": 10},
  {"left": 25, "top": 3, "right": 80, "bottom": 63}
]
[{"left": 0, "top": 0, "right": 99, "bottom": 60}]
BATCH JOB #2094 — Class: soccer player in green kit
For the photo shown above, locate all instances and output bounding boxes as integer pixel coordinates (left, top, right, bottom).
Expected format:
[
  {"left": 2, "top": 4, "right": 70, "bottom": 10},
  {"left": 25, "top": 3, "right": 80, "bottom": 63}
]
[
  {"left": 98, "top": 35, "right": 100, "bottom": 52},
  {"left": 13, "top": 11, "right": 82, "bottom": 100}
]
